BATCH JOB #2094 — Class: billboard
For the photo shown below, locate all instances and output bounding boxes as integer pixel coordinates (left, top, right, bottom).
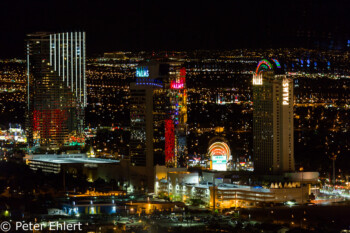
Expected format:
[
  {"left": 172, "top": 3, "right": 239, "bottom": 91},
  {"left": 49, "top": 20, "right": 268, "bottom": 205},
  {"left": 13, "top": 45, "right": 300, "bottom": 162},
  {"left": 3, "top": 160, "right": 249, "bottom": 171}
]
[
  {"left": 208, "top": 141, "right": 230, "bottom": 171},
  {"left": 212, "top": 155, "right": 227, "bottom": 171}
]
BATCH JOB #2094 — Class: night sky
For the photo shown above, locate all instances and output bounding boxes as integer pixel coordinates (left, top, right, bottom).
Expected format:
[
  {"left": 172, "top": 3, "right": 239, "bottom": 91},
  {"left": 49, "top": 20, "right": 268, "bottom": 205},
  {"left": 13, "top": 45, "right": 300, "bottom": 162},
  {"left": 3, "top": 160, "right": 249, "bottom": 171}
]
[{"left": 0, "top": 0, "right": 349, "bottom": 58}]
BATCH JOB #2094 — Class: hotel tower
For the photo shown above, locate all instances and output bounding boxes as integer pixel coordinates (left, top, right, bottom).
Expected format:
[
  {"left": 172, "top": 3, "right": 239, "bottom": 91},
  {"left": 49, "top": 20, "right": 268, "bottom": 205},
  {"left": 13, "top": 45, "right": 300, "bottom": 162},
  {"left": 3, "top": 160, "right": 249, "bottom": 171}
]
[
  {"left": 26, "top": 32, "right": 86, "bottom": 151},
  {"left": 253, "top": 59, "right": 295, "bottom": 174}
]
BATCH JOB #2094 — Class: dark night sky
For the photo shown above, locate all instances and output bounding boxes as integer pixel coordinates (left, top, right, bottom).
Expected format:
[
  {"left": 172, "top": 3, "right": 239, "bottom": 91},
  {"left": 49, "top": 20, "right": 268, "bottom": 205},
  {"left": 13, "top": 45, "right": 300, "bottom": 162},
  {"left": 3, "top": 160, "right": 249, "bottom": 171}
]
[{"left": 0, "top": 0, "right": 349, "bottom": 58}]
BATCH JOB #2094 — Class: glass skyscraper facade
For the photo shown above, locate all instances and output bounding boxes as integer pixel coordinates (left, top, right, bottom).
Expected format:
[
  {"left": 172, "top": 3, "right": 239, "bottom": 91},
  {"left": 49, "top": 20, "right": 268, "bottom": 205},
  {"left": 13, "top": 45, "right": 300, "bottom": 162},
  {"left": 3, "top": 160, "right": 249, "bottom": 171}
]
[{"left": 26, "top": 32, "right": 86, "bottom": 151}]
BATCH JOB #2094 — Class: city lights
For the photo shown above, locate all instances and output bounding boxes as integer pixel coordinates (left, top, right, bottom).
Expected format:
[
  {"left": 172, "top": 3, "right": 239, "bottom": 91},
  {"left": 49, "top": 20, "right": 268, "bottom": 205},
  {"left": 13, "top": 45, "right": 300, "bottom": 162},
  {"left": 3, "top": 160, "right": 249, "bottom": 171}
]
[{"left": 0, "top": 2, "right": 349, "bottom": 230}]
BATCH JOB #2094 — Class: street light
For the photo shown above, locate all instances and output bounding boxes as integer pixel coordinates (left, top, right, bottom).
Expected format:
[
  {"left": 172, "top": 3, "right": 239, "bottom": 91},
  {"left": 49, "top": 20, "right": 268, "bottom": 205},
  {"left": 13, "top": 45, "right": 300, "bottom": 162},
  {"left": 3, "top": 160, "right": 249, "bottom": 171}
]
[
  {"left": 300, "top": 167, "right": 304, "bottom": 205},
  {"left": 300, "top": 167, "right": 304, "bottom": 229},
  {"left": 330, "top": 152, "right": 339, "bottom": 189}
]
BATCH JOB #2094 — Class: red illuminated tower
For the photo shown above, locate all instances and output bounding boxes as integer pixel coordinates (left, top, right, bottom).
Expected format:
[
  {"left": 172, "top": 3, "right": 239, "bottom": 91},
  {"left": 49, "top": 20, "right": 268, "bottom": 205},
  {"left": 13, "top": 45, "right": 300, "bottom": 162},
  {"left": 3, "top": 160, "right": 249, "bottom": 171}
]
[
  {"left": 168, "top": 67, "right": 188, "bottom": 167},
  {"left": 165, "top": 119, "right": 175, "bottom": 163}
]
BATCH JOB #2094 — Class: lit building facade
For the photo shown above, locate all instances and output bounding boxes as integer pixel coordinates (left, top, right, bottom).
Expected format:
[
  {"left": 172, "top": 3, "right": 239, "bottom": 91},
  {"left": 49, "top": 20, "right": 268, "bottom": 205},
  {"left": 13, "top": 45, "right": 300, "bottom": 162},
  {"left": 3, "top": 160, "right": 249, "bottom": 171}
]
[
  {"left": 26, "top": 32, "right": 86, "bottom": 151},
  {"left": 129, "top": 62, "right": 171, "bottom": 191},
  {"left": 168, "top": 66, "right": 188, "bottom": 167},
  {"left": 25, "top": 153, "right": 120, "bottom": 182},
  {"left": 155, "top": 171, "right": 316, "bottom": 208},
  {"left": 253, "top": 59, "right": 295, "bottom": 174},
  {"left": 129, "top": 61, "right": 188, "bottom": 191}
]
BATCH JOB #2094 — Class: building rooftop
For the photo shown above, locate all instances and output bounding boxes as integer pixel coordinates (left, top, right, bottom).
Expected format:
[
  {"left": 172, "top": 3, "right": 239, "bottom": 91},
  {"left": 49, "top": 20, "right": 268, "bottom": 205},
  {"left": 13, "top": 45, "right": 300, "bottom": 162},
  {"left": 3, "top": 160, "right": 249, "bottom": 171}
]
[
  {"left": 168, "top": 171, "right": 191, "bottom": 174},
  {"left": 25, "top": 153, "right": 119, "bottom": 164},
  {"left": 216, "top": 183, "right": 271, "bottom": 193}
]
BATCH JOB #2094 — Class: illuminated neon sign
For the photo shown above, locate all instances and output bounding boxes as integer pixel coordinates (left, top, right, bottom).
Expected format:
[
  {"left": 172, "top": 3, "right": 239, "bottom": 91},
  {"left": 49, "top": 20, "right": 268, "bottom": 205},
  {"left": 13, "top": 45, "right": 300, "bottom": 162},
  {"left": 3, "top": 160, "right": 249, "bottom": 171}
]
[
  {"left": 212, "top": 155, "right": 227, "bottom": 171},
  {"left": 171, "top": 80, "right": 184, "bottom": 89},
  {"left": 208, "top": 142, "right": 230, "bottom": 160},
  {"left": 171, "top": 67, "right": 186, "bottom": 89},
  {"left": 282, "top": 79, "right": 289, "bottom": 105},
  {"left": 255, "top": 59, "right": 273, "bottom": 74},
  {"left": 208, "top": 142, "right": 230, "bottom": 171},
  {"left": 136, "top": 66, "right": 149, "bottom": 77},
  {"left": 272, "top": 59, "right": 281, "bottom": 68}
]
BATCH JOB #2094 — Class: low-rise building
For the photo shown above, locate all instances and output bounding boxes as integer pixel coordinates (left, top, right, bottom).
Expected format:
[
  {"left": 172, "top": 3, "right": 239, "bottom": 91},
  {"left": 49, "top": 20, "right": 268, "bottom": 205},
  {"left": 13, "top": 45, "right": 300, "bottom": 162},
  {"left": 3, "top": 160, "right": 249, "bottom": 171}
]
[
  {"left": 155, "top": 170, "right": 314, "bottom": 209},
  {"left": 24, "top": 153, "right": 120, "bottom": 182}
]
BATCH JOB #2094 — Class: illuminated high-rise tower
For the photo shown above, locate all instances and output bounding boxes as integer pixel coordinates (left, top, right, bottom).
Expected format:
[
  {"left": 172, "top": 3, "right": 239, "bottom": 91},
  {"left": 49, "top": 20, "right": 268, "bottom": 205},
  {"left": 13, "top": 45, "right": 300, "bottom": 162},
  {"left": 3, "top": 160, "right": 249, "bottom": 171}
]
[
  {"left": 129, "top": 61, "right": 188, "bottom": 191},
  {"left": 26, "top": 32, "right": 86, "bottom": 151},
  {"left": 168, "top": 66, "right": 188, "bottom": 167},
  {"left": 129, "top": 62, "right": 170, "bottom": 191},
  {"left": 253, "top": 59, "right": 295, "bottom": 174}
]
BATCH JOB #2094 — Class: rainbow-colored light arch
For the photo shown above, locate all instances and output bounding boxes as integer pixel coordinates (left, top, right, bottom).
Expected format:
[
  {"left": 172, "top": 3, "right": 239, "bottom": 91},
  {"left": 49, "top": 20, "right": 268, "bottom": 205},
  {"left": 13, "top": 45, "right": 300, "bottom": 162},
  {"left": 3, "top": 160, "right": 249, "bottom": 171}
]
[
  {"left": 272, "top": 59, "right": 281, "bottom": 68},
  {"left": 255, "top": 58, "right": 281, "bottom": 74},
  {"left": 255, "top": 59, "right": 273, "bottom": 74}
]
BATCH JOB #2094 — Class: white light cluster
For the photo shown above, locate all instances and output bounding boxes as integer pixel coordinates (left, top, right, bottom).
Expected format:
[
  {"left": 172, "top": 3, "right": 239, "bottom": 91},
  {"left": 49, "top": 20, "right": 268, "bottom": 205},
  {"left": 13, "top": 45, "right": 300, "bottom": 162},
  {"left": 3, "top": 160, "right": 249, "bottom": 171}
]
[
  {"left": 253, "top": 74, "right": 263, "bottom": 85},
  {"left": 49, "top": 32, "right": 86, "bottom": 107}
]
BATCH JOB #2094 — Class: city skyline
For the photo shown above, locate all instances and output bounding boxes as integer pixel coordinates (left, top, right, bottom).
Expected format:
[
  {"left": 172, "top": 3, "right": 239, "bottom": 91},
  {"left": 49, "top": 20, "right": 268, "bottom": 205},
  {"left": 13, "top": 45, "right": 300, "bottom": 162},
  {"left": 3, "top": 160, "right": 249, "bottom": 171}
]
[
  {"left": 0, "top": 1, "right": 349, "bottom": 231},
  {"left": 0, "top": 43, "right": 348, "bottom": 233}
]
